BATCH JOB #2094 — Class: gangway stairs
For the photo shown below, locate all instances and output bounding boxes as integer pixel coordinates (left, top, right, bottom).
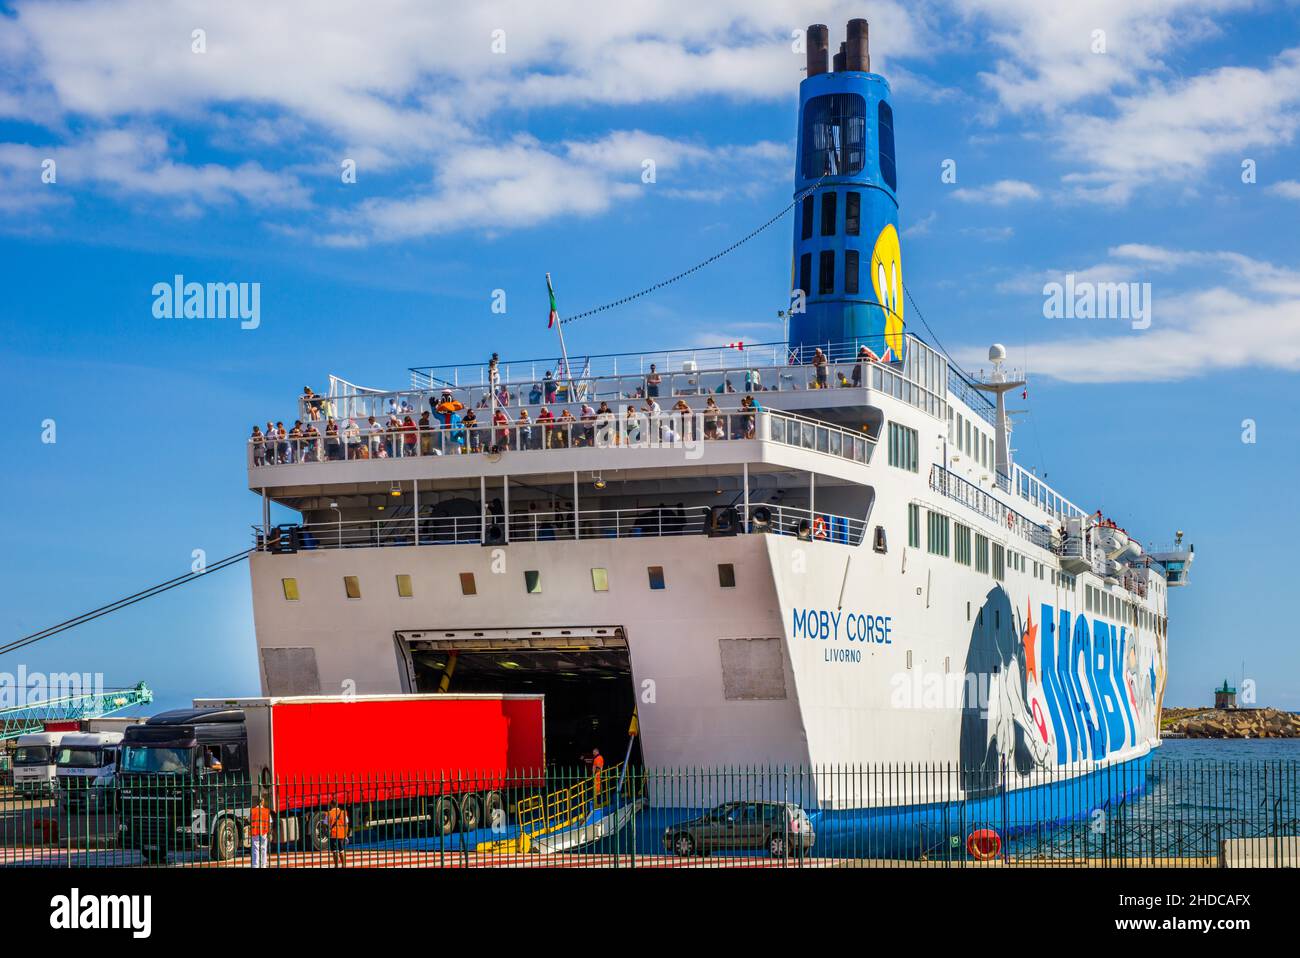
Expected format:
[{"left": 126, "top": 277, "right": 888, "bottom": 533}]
[{"left": 478, "top": 761, "right": 642, "bottom": 854}]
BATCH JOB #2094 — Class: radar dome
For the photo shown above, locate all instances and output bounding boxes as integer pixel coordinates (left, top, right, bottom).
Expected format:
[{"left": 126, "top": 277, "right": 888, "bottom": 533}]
[{"left": 988, "top": 344, "right": 1007, "bottom": 362}]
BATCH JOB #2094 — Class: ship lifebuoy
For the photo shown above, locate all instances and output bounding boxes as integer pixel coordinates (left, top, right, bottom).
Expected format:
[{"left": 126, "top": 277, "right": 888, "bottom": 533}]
[
  {"left": 1006, "top": 511, "right": 1015, "bottom": 529},
  {"left": 967, "top": 828, "right": 1002, "bottom": 861},
  {"left": 812, "top": 516, "right": 828, "bottom": 540}
]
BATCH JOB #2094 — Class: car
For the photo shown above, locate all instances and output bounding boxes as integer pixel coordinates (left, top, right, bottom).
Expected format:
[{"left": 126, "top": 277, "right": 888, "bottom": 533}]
[{"left": 663, "top": 801, "right": 815, "bottom": 858}]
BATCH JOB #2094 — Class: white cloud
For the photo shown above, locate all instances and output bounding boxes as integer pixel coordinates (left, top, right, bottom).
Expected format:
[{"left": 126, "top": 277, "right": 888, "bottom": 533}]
[
  {"left": 320, "top": 131, "right": 786, "bottom": 245},
  {"left": 969, "top": 244, "right": 1300, "bottom": 383},
  {"left": 1271, "top": 179, "right": 1300, "bottom": 200},
  {"left": 951, "top": 179, "right": 1041, "bottom": 204}
]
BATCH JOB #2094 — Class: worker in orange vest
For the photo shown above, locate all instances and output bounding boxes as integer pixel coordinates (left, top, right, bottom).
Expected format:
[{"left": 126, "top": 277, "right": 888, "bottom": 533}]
[
  {"left": 327, "top": 797, "right": 350, "bottom": 868},
  {"left": 248, "top": 794, "right": 272, "bottom": 868},
  {"left": 591, "top": 748, "right": 605, "bottom": 803}
]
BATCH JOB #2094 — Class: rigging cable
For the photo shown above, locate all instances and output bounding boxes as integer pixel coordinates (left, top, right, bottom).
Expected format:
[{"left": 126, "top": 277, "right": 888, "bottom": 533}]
[{"left": 0, "top": 548, "right": 252, "bottom": 658}]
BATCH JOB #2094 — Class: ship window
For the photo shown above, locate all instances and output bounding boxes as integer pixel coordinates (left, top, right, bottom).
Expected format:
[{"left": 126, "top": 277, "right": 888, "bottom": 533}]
[
  {"left": 992, "top": 543, "right": 1005, "bottom": 581},
  {"left": 395, "top": 574, "right": 413, "bottom": 598},
  {"left": 907, "top": 504, "right": 920, "bottom": 548},
  {"left": 647, "top": 566, "right": 666, "bottom": 590},
  {"left": 845, "top": 250, "right": 860, "bottom": 295},
  {"left": 591, "top": 568, "right": 609, "bottom": 592},
  {"left": 820, "top": 191, "right": 837, "bottom": 236},
  {"left": 926, "top": 511, "right": 950, "bottom": 557},
  {"left": 798, "top": 253, "right": 811, "bottom": 299},
  {"left": 460, "top": 572, "right": 477, "bottom": 596},
  {"left": 524, "top": 570, "right": 542, "bottom": 594},
  {"left": 878, "top": 100, "right": 897, "bottom": 192},
  {"left": 343, "top": 576, "right": 361, "bottom": 600},
  {"left": 954, "top": 523, "right": 972, "bottom": 565},
  {"left": 801, "top": 93, "right": 867, "bottom": 178},
  {"left": 845, "top": 191, "right": 860, "bottom": 235},
  {"left": 281, "top": 578, "right": 299, "bottom": 601},
  {"left": 975, "top": 533, "right": 989, "bottom": 574},
  {"left": 717, "top": 563, "right": 736, "bottom": 588},
  {"left": 801, "top": 194, "right": 814, "bottom": 241},
  {"left": 818, "top": 250, "right": 835, "bottom": 294}
]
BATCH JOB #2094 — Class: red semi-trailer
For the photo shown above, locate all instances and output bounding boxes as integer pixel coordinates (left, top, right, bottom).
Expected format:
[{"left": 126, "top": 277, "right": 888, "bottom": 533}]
[{"left": 119, "top": 693, "right": 545, "bottom": 861}]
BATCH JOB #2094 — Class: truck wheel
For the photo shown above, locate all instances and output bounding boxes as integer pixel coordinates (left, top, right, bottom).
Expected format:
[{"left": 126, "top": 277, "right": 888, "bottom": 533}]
[
  {"left": 307, "top": 811, "right": 331, "bottom": 851},
  {"left": 482, "top": 791, "right": 506, "bottom": 831},
  {"left": 212, "top": 817, "right": 239, "bottom": 862},
  {"left": 459, "top": 794, "right": 482, "bottom": 832},
  {"left": 432, "top": 797, "right": 458, "bottom": 835}
]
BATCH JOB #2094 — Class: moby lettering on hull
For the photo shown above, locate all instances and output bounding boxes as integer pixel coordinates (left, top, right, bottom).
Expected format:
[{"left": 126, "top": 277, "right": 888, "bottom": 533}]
[{"left": 792, "top": 608, "right": 893, "bottom": 647}]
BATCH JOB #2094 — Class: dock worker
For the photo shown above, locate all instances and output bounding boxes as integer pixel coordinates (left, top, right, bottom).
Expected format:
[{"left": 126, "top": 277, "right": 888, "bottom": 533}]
[
  {"left": 591, "top": 748, "right": 605, "bottom": 802},
  {"left": 249, "top": 794, "right": 271, "bottom": 868},
  {"left": 327, "top": 797, "right": 349, "bottom": 867}
]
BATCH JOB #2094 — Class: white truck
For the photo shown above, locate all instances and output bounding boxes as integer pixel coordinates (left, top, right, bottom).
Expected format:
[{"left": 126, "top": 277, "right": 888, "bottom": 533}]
[
  {"left": 55, "top": 731, "right": 124, "bottom": 813},
  {"left": 11, "top": 731, "right": 65, "bottom": 797}
]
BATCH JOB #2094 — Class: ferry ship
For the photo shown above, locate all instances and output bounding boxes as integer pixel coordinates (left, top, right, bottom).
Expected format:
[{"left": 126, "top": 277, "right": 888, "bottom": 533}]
[{"left": 243, "top": 19, "right": 1194, "bottom": 851}]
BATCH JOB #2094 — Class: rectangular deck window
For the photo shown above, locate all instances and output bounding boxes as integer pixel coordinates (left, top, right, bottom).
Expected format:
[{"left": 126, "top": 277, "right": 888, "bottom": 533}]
[
  {"left": 926, "top": 511, "right": 950, "bottom": 557},
  {"left": 801, "top": 194, "right": 814, "bottom": 240},
  {"left": 818, "top": 250, "right": 835, "bottom": 294},
  {"left": 845, "top": 191, "right": 860, "bottom": 235},
  {"left": 717, "top": 564, "right": 736, "bottom": 588},
  {"left": 845, "top": 250, "right": 860, "bottom": 295},
  {"left": 992, "top": 543, "right": 1005, "bottom": 581},
  {"left": 975, "top": 533, "right": 989, "bottom": 573},
  {"left": 908, "top": 503, "right": 920, "bottom": 548},
  {"left": 954, "top": 524, "right": 971, "bottom": 565}
]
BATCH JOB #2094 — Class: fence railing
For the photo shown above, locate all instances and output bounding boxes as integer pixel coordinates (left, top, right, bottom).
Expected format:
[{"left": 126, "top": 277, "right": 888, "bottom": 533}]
[
  {"left": 2, "top": 759, "right": 1295, "bottom": 868},
  {"left": 929, "top": 464, "right": 1052, "bottom": 550},
  {"left": 248, "top": 409, "right": 877, "bottom": 469},
  {"left": 253, "top": 502, "right": 867, "bottom": 551}
]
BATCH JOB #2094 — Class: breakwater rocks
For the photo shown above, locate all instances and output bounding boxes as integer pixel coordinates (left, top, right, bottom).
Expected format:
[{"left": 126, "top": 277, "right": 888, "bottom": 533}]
[{"left": 1162, "top": 707, "right": 1300, "bottom": 738}]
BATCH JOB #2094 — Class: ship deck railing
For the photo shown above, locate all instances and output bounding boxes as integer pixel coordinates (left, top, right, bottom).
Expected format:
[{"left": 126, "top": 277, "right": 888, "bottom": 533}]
[
  {"left": 929, "top": 463, "right": 1053, "bottom": 551},
  {"left": 293, "top": 334, "right": 977, "bottom": 428},
  {"left": 249, "top": 408, "right": 878, "bottom": 469},
  {"left": 252, "top": 502, "right": 867, "bottom": 552}
]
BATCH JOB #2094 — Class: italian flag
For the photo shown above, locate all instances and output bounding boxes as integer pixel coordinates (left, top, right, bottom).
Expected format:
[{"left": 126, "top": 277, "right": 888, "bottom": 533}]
[{"left": 546, "top": 272, "right": 558, "bottom": 328}]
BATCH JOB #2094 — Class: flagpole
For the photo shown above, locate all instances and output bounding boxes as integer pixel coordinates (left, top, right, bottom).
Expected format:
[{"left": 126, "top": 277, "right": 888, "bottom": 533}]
[{"left": 547, "top": 272, "right": 577, "bottom": 401}]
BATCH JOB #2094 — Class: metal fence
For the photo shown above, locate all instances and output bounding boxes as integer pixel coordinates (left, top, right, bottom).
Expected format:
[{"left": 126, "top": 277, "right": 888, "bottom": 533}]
[{"left": 2, "top": 759, "right": 1295, "bottom": 869}]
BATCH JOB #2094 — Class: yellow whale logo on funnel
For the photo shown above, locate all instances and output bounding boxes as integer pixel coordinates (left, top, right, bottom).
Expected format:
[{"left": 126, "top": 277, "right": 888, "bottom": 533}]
[{"left": 870, "top": 222, "right": 905, "bottom": 359}]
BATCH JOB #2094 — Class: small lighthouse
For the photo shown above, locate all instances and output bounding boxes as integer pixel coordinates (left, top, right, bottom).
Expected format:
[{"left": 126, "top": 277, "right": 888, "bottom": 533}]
[{"left": 1214, "top": 680, "right": 1237, "bottom": 710}]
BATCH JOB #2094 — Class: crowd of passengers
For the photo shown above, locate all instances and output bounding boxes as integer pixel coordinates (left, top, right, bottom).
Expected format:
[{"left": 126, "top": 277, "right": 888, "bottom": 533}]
[{"left": 249, "top": 346, "right": 881, "bottom": 466}]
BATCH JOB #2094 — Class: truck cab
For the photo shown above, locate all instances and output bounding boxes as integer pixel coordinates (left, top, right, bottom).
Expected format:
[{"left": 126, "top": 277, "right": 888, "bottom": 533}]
[
  {"left": 117, "top": 708, "right": 251, "bottom": 863},
  {"left": 55, "top": 731, "right": 124, "bottom": 813},
  {"left": 11, "top": 732, "right": 64, "bottom": 797}
]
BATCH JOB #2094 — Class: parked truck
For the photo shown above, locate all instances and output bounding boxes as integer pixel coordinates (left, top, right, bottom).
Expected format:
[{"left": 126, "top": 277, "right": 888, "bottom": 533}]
[
  {"left": 117, "top": 694, "right": 545, "bottom": 863},
  {"left": 55, "top": 731, "right": 125, "bottom": 813},
  {"left": 11, "top": 731, "right": 65, "bottom": 797}
]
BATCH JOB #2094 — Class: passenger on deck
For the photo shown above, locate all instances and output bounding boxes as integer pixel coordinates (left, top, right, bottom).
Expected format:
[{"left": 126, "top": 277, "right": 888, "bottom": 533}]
[
  {"left": 594, "top": 402, "right": 614, "bottom": 445},
  {"left": 492, "top": 408, "right": 510, "bottom": 450},
  {"left": 366, "top": 416, "right": 383, "bottom": 459},
  {"left": 273, "top": 422, "right": 287, "bottom": 465},
  {"left": 647, "top": 364, "right": 662, "bottom": 399},
  {"left": 301, "top": 386, "right": 321, "bottom": 420},
  {"left": 324, "top": 418, "right": 341, "bottom": 461},
  {"left": 516, "top": 408, "right": 534, "bottom": 450},
  {"left": 288, "top": 421, "right": 304, "bottom": 463},
  {"left": 578, "top": 402, "right": 596, "bottom": 446},
  {"left": 813, "top": 348, "right": 829, "bottom": 389},
  {"left": 462, "top": 408, "right": 480, "bottom": 451},
  {"left": 703, "top": 397, "right": 722, "bottom": 439},
  {"left": 343, "top": 418, "right": 360, "bottom": 459},
  {"left": 537, "top": 406, "right": 556, "bottom": 448},
  {"left": 250, "top": 426, "right": 266, "bottom": 466},
  {"left": 625, "top": 405, "right": 642, "bottom": 444},
  {"left": 557, "top": 408, "right": 576, "bottom": 448},
  {"left": 673, "top": 399, "right": 693, "bottom": 442},
  {"left": 852, "top": 345, "right": 878, "bottom": 387},
  {"left": 544, "top": 370, "right": 558, "bottom": 404},
  {"left": 418, "top": 411, "right": 434, "bottom": 456}
]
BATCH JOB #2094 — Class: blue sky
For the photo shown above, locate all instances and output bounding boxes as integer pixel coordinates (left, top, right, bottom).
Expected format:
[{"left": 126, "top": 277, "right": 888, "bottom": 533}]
[{"left": 1, "top": 0, "right": 1298, "bottom": 713}]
